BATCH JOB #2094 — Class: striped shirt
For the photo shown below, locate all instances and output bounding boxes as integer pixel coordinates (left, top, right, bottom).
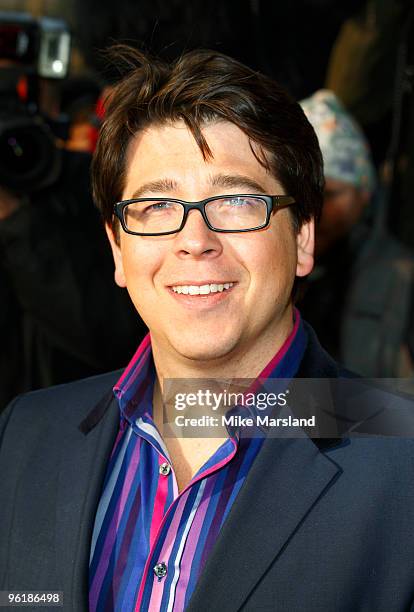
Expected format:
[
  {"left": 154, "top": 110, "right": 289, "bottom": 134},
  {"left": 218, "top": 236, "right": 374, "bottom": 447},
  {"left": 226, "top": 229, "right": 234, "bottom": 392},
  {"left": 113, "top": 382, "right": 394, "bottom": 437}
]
[{"left": 89, "top": 311, "right": 308, "bottom": 611}]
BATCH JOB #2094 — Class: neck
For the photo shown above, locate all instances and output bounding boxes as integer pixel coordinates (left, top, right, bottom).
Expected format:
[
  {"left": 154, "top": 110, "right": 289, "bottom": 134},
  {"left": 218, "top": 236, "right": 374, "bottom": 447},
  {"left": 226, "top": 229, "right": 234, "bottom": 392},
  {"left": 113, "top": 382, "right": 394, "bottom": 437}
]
[{"left": 151, "top": 304, "right": 295, "bottom": 390}]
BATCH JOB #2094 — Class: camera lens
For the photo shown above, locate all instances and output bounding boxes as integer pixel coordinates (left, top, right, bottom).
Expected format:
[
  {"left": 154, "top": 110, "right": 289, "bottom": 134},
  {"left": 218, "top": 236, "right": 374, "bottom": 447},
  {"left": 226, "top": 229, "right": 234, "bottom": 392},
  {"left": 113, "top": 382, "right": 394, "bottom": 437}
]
[
  {"left": 0, "top": 116, "right": 61, "bottom": 192},
  {"left": 1, "top": 128, "right": 38, "bottom": 174}
]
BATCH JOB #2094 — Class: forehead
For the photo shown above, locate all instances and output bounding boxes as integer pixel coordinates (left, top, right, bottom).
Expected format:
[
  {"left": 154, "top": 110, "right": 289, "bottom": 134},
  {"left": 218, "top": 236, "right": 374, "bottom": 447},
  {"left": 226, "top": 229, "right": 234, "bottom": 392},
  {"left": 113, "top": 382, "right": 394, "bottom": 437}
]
[{"left": 122, "top": 120, "right": 283, "bottom": 199}]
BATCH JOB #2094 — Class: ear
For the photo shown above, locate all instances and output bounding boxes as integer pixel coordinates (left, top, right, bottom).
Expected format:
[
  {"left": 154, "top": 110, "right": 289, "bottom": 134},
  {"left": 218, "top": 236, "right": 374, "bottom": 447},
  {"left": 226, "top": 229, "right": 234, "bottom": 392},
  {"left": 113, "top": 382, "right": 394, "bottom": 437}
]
[
  {"left": 105, "top": 223, "right": 127, "bottom": 287},
  {"left": 296, "top": 218, "right": 315, "bottom": 278}
]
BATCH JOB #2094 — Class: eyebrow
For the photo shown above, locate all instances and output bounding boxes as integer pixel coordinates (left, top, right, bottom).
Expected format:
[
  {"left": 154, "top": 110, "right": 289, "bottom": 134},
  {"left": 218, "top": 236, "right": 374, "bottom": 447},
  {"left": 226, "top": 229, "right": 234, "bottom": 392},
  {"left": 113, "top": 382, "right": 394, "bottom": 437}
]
[
  {"left": 129, "top": 173, "right": 268, "bottom": 200},
  {"left": 210, "top": 173, "right": 267, "bottom": 194},
  {"left": 130, "top": 178, "right": 178, "bottom": 199}
]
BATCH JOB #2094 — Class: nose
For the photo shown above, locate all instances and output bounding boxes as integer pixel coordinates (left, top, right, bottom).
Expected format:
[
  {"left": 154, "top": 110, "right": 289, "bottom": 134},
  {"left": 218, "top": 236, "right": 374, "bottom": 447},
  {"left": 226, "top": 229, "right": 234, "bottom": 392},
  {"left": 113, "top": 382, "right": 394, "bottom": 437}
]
[{"left": 173, "top": 208, "right": 223, "bottom": 259}]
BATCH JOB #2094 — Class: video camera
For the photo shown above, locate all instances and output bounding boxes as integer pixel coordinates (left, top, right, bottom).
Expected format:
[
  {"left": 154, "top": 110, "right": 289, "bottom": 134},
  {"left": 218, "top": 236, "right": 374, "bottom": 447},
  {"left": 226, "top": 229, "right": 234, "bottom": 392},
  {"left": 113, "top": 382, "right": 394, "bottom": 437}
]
[{"left": 0, "top": 12, "right": 71, "bottom": 193}]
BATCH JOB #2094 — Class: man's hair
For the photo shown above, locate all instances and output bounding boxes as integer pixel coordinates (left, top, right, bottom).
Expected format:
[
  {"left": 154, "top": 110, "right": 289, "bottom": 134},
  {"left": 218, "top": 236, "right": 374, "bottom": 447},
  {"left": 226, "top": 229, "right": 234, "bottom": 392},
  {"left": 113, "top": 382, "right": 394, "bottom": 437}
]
[{"left": 92, "top": 45, "right": 324, "bottom": 231}]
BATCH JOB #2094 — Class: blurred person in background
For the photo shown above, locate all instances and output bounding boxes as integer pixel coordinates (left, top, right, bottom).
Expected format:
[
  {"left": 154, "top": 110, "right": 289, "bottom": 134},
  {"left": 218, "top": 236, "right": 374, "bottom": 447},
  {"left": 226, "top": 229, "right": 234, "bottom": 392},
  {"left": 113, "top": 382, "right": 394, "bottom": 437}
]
[{"left": 299, "top": 89, "right": 414, "bottom": 376}]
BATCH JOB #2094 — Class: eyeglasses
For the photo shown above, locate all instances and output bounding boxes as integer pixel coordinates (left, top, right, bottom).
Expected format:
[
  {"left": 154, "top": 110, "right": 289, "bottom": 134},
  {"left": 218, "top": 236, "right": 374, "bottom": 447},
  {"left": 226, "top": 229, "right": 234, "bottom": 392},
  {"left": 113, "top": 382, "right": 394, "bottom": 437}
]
[{"left": 113, "top": 194, "right": 295, "bottom": 236}]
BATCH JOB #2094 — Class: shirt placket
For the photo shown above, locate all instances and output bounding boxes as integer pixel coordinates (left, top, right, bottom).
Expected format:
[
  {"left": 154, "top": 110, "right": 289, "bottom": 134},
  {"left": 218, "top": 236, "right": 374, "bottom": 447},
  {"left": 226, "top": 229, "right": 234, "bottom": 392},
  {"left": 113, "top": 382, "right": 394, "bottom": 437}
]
[{"left": 134, "top": 431, "right": 238, "bottom": 612}]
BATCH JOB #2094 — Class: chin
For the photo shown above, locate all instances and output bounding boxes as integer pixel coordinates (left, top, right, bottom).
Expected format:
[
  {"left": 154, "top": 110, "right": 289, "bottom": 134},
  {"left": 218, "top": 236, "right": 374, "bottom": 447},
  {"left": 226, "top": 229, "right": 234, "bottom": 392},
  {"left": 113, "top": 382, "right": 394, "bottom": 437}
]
[{"left": 169, "top": 333, "right": 241, "bottom": 364}]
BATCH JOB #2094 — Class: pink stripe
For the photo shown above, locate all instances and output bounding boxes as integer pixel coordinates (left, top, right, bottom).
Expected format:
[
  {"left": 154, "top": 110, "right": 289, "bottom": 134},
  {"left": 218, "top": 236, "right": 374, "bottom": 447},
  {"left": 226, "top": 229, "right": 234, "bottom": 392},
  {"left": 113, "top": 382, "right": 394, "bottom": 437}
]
[
  {"left": 135, "top": 490, "right": 190, "bottom": 611},
  {"left": 260, "top": 307, "right": 299, "bottom": 378},
  {"left": 172, "top": 477, "right": 216, "bottom": 611},
  {"left": 114, "top": 332, "right": 151, "bottom": 391},
  {"left": 121, "top": 345, "right": 152, "bottom": 394},
  {"left": 147, "top": 490, "right": 191, "bottom": 611},
  {"left": 150, "top": 456, "right": 171, "bottom": 548}
]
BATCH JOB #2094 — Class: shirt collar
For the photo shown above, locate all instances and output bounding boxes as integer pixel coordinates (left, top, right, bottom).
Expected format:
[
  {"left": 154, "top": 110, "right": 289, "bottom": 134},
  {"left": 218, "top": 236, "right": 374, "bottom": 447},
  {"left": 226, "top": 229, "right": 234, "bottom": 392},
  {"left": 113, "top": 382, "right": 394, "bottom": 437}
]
[
  {"left": 113, "top": 333, "right": 155, "bottom": 423},
  {"left": 258, "top": 307, "right": 306, "bottom": 380}
]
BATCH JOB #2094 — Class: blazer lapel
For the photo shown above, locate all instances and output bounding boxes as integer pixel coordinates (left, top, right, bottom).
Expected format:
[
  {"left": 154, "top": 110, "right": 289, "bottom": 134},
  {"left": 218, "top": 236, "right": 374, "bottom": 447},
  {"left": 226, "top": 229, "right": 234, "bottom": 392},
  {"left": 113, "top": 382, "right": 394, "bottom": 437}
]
[
  {"left": 187, "top": 435, "right": 341, "bottom": 612},
  {"left": 55, "top": 390, "right": 119, "bottom": 611}
]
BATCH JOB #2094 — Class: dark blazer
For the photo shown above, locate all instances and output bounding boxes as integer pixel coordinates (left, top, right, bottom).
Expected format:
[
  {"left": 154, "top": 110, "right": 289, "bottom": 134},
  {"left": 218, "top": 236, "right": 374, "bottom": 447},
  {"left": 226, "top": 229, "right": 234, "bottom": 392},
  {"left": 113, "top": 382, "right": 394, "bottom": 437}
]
[{"left": 1, "top": 326, "right": 414, "bottom": 612}]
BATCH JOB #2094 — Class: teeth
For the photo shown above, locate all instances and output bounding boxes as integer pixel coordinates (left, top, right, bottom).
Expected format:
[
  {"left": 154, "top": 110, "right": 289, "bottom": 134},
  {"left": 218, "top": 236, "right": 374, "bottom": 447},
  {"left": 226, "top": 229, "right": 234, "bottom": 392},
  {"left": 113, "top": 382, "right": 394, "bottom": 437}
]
[{"left": 172, "top": 282, "right": 234, "bottom": 295}]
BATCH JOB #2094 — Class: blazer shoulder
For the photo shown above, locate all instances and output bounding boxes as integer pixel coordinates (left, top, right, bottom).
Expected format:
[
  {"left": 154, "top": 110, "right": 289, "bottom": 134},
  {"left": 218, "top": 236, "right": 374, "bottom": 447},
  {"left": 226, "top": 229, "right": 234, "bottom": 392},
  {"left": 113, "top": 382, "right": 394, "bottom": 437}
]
[
  {"left": 0, "top": 369, "right": 123, "bottom": 438},
  {"left": 299, "top": 320, "right": 359, "bottom": 378}
]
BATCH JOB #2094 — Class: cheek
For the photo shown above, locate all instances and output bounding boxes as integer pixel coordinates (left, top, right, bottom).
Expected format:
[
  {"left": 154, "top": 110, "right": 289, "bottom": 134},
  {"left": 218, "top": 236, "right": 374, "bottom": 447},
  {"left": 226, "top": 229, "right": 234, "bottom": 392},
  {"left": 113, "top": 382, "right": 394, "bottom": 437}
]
[
  {"left": 243, "top": 229, "right": 296, "bottom": 295},
  {"left": 268, "top": 221, "right": 297, "bottom": 270},
  {"left": 120, "top": 239, "right": 162, "bottom": 295}
]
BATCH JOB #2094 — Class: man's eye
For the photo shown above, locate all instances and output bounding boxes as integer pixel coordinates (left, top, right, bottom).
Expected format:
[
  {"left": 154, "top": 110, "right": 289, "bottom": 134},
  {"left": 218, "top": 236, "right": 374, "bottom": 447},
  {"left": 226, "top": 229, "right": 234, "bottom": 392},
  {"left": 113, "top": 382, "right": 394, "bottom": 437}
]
[
  {"left": 144, "top": 201, "right": 173, "bottom": 212},
  {"left": 223, "top": 198, "right": 258, "bottom": 208},
  {"left": 224, "top": 197, "right": 256, "bottom": 207}
]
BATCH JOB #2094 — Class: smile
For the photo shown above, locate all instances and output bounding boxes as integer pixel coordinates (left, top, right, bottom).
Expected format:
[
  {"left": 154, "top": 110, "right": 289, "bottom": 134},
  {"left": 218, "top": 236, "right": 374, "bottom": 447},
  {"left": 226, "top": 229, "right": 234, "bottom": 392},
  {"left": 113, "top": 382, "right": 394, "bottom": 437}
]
[{"left": 171, "top": 282, "right": 234, "bottom": 295}]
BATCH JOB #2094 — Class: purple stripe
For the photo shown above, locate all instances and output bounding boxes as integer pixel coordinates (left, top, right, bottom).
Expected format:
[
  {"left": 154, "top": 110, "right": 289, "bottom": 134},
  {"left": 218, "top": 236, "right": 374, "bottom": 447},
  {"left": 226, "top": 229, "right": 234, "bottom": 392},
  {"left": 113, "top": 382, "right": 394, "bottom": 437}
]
[
  {"left": 198, "top": 452, "right": 245, "bottom": 572},
  {"left": 171, "top": 476, "right": 216, "bottom": 611},
  {"left": 110, "top": 486, "right": 142, "bottom": 605}
]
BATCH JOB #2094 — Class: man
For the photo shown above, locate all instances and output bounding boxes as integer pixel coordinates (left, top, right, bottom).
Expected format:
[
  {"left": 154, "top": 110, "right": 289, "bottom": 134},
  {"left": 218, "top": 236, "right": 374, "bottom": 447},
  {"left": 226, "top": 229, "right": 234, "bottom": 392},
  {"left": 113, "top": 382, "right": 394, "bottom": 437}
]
[
  {"left": 1, "top": 47, "right": 414, "bottom": 612},
  {"left": 298, "top": 88, "right": 374, "bottom": 360},
  {"left": 299, "top": 89, "right": 414, "bottom": 376}
]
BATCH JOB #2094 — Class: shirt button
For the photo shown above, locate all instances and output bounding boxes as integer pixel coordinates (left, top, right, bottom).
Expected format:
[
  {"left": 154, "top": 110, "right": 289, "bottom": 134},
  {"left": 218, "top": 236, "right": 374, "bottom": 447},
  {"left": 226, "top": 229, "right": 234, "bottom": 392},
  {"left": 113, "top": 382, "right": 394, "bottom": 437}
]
[
  {"left": 153, "top": 562, "right": 167, "bottom": 580},
  {"left": 159, "top": 462, "right": 171, "bottom": 476}
]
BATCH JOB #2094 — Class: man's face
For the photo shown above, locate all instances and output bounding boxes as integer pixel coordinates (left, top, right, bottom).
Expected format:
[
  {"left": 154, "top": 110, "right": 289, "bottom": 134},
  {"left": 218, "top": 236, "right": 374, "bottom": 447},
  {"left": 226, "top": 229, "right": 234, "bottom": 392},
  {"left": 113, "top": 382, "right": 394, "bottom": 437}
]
[{"left": 106, "top": 120, "right": 314, "bottom": 365}]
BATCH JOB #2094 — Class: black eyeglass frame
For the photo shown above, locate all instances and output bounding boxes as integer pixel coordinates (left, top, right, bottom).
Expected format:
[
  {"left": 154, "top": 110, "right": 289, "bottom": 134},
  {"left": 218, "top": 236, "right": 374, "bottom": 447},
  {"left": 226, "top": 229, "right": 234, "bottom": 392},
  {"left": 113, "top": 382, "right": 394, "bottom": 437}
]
[{"left": 113, "top": 194, "right": 296, "bottom": 236}]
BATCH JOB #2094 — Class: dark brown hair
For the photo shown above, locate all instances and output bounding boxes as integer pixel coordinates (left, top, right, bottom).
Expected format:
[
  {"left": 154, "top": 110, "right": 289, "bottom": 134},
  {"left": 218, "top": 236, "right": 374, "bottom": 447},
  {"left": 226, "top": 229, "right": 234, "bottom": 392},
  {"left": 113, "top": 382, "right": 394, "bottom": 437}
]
[{"left": 92, "top": 45, "right": 324, "bottom": 231}]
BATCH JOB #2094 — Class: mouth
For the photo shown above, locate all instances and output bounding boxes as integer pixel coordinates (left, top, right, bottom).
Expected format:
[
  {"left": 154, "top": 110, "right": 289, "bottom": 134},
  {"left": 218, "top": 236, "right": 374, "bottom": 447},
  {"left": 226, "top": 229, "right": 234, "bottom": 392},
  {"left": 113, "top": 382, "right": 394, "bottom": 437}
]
[
  {"left": 166, "top": 281, "right": 237, "bottom": 308},
  {"left": 170, "top": 282, "right": 234, "bottom": 295}
]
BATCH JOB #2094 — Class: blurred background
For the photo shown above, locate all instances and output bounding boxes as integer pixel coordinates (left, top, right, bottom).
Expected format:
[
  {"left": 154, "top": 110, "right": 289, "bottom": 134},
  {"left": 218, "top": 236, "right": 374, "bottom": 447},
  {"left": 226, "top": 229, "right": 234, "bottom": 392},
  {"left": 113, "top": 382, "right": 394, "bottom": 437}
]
[{"left": 1, "top": 0, "right": 413, "bottom": 410}]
